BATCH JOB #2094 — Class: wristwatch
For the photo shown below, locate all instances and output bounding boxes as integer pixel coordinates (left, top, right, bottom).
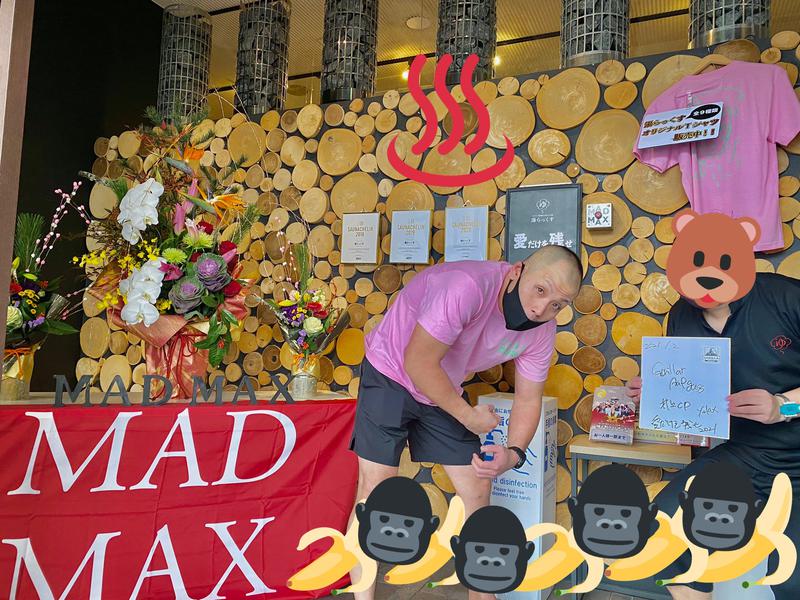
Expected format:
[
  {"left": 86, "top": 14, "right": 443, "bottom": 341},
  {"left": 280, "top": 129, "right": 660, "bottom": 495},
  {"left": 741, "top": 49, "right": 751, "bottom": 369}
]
[
  {"left": 775, "top": 394, "right": 799, "bottom": 422},
  {"left": 508, "top": 446, "right": 526, "bottom": 469}
]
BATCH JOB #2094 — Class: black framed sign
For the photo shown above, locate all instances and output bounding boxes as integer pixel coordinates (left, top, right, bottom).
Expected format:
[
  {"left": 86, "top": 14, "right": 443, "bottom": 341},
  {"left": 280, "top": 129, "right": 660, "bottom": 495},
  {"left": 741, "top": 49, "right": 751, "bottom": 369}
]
[{"left": 504, "top": 183, "right": 582, "bottom": 264}]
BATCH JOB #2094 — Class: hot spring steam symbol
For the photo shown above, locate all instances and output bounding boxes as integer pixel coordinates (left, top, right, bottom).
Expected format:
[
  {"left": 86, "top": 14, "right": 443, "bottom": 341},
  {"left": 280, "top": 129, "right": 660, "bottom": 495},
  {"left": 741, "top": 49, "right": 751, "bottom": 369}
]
[{"left": 387, "top": 53, "right": 515, "bottom": 186}]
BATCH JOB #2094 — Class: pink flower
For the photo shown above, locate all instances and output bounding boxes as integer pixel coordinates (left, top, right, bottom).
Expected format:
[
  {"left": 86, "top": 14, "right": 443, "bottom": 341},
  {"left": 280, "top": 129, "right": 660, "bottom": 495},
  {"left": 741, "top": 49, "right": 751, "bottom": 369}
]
[
  {"left": 173, "top": 201, "right": 194, "bottom": 234},
  {"left": 158, "top": 262, "right": 184, "bottom": 281}
]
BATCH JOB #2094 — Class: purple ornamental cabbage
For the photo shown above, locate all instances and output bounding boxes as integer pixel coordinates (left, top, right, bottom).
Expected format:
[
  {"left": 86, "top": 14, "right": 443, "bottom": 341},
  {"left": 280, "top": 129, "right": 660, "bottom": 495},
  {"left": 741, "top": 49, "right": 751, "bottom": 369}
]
[
  {"left": 195, "top": 253, "right": 231, "bottom": 292},
  {"left": 168, "top": 276, "right": 204, "bottom": 314}
]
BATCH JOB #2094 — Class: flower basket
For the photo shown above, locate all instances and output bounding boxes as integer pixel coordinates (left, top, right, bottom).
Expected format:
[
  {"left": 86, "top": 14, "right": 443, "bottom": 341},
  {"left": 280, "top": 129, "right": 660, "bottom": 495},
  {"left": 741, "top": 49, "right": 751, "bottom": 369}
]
[{"left": 1, "top": 345, "right": 39, "bottom": 401}]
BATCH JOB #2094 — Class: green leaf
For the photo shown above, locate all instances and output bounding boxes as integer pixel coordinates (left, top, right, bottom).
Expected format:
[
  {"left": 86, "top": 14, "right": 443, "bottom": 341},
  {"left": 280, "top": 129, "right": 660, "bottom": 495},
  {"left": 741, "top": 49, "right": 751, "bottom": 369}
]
[
  {"left": 209, "top": 344, "right": 225, "bottom": 368},
  {"left": 194, "top": 337, "right": 216, "bottom": 350},
  {"left": 39, "top": 320, "right": 79, "bottom": 335},
  {"left": 106, "top": 178, "right": 130, "bottom": 202},
  {"left": 220, "top": 309, "right": 238, "bottom": 327},
  {"left": 14, "top": 213, "right": 45, "bottom": 274},
  {"left": 22, "top": 273, "right": 38, "bottom": 280},
  {"left": 202, "top": 294, "right": 220, "bottom": 308}
]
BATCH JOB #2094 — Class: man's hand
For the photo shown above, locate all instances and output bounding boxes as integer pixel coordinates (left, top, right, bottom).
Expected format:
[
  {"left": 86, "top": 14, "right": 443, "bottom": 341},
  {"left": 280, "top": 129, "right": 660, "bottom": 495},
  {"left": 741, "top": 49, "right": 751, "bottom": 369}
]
[
  {"left": 471, "top": 445, "right": 517, "bottom": 479},
  {"left": 465, "top": 404, "right": 501, "bottom": 435},
  {"left": 728, "top": 389, "right": 783, "bottom": 424},
  {"left": 625, "top": 376, "right": 642, "bottom": 406}
]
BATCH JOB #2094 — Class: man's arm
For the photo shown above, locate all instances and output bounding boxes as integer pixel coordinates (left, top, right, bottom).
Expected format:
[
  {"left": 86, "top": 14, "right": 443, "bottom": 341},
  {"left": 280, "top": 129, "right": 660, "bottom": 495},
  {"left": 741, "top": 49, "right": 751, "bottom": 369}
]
[
  {"left": 404, "top": 324, "right": 500, "bottom": 435},
  {"left": 472, "top": 374, "right": 544, "bottom": 479}
]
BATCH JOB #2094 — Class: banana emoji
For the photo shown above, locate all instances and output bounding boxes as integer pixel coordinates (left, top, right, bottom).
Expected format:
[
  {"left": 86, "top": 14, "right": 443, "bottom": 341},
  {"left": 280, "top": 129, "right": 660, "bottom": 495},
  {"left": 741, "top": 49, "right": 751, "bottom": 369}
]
[
  {"left": 696, "top": 472, "right": 795, "bottom": 587},
  {"left": 385, "top": 495, "right": 466, "bottom": 585},
  {"left": 287, "top": 500, "right": 378, "bottom": 594},
  {"left": 512, "top": 523, "right": 583, "bottom": 591}
]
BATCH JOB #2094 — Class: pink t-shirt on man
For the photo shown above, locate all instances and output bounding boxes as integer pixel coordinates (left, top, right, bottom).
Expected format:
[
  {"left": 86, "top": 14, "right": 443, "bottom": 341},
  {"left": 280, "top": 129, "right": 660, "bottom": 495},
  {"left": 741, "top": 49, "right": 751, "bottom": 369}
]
[
  {"left": 364, "top": 260, "right": 556, "bottom": 406},
  {"left": 634, "top": 61, "right": 800, "bottom": 252}
]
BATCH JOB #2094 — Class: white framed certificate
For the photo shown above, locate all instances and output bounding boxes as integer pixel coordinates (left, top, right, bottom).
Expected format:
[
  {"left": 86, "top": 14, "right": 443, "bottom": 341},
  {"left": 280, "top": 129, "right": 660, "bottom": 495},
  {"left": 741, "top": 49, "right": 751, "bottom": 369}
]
[
  {"left": 444, "top": 206, "right": 488, "bottom": 262},
  {"left": 389, "top": 210, "right": 431, "bottom": 264},
  {"left": 341, "top": 212, "right": 380, "bottom": 264}
]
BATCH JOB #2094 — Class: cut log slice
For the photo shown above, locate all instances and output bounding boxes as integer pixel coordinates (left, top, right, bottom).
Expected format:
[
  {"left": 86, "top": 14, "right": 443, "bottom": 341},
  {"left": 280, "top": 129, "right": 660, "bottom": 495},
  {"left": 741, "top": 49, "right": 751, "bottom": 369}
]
[
  {"left": 612, "top": 312, "right": 663, "bottom": 355},
  {"left": 498, "top": 76, "right": 520, "bottom": 96},
  {"left": 318, "top": 128, "right": 362, "bottom": 176},
  {"left": 361, "top": 135, "right": 377, "bottom": 154},
  {"left": 109, "top": 330, "right": 129, "bottom": 354},
  {"left": 604, "top": 81, "right": 638, "bottom": 109},
  {"left": 337, "top": 328, "right": 365, "bottom": 365},
  {"left": 779, "top": 148, "right": 790, "bottom": 174},
  {"left": 214, "top": 118, "right": 232, "bottom": 138},
  {"left": 624, "top": 261, "right": 647, "bottom": 285},
  {"left": 544, "top": 363, "right": 584, "bottom": 410},
  {"left": 582, "top": 192, "right": 633, "bottom": 247},
  {"left": 623, "top": 161, "right": 689, "bottom": 215},
  {"left": 94, "top": 137, "right": 110, "bottom": 157},
  {"left": 330, "top": 172, "right": 378, "bottom": 217},
  {"left": 777, "top": 251, "right": 800, "bottom": 278},
  {"left": 358, "top": 153, "right": 378, "bottom": 173},
  {"left": 566, "top": 162, "right": 581, "bottom": 177},
  {"left": 557, "top": 420, "right": 574, "bottom": 447},
  {"left": 761, "top": 47, "right": 783, "bottom": 64},
  {"left": 779, "top": 175, "right": 800, "bottom": 197},
  {"left": 354, "top": 277, "right": 374, "bottom": 297},
  {"left": 365, "top": 291, "right": 388, "bottom": 314},
  {"left": 422, "top": 141, "right": 471, "bottom": 195},
  {"left": 576, "top": 109, "right": 639, "bottom": 173},
  {"left": 354, "top": 114, "right": 375, "bottom": 137},
  {"left": 578, "top": 173, "right": 598, "bottom": 194},
  {"left": 100, "top": 355, "right": 132, "bottom": 392},
  {"left": 595, "top": 59, "right": 625, "bottom": 86},
  {"left": 584, "top": 373, "right": 604, "bottom": 393},
  {"left": 375, "top": 109, "right": 398, "bottom": 134},
  {"left": 716, "top": 38, "right": 761, "bottom": 62},
  {"left": 654, "top": 244, "right": 671, "bottom": 270},
  {"left": 421, "top": 483, "right": 449, "bottom": 524},
  {"left": 231, "top": 113, "right": 247, "bottom": 128},
  {"left": 299, "top": 188, "right": 329, "bottom": 223},
  {"left": 556, "top": 305, "right": 574, "bottom": 326},
  {"left": 80, "top": 317, "right": 110, "bottom": 359},
  {"left": 261, "top": 110, "right": 281, "bottom": 131},
  {"left": 612, "top": 282, "right": 641, "bottom": 309},
  {"left": 463, "top": 179, "right": 498, "bottom": 207},
  {"left": 228, "top": 122, "right": 267, "bottom": 167},
  {"left": 475, "top": 80, "right": 498, "bottom": 105},
  {"left": 266, "top": 128, "right": 287, "bottom": 153},
  {"left": 772, "top": 30, "right": 800, "bottom": 50},
  {"left": 589, "top": 251, "right": 607, "bottom": 269},
  {"left": 376, "top": 130, "right": 422, "bottom": 180},
  {"left": 280, "top": 109, "right": 298, "bottom": 133},
  {"left": 630, "top": 238, "right": 655, "bottom": 263},
  {"left": 292, "top": 160, "right": 319, "bottom": 191},
  {"left": 398, "top": 92, "right": 419, "bottom": 116},
  {"left": 602, "top": 173, "right": 623, "bottom": 193},
  {"left": 374, "top": 264, "right": 402, "bottom": 293},
  {"left": 521, "top": 168, "right": 572, "bottom": 186},
  {"left": 519, "top": 78, "right": 541, "bottom": 100},
  {"left": 556, "top": 331, "right": 579, "bottom": 355},
  {"left": 91, "top": 157, "right": 108, "bottom": 177},
  {"left": 89, "top": 182, "right": 119, "bottom": 219},
  {"left": 297, "top": 104, "right": 324, "bottom": 138},
  {"left": 381, "top": 89, "right": 400, "bottom": 110},
  {"left": 599, "top": 302, "right": 617, "bottom": 320},
  {"left": 574, "top": 394, "right": 593, "bottom": 432},
  {"left": 325, "top": 103, "right": 345, "bottom": 126},
  {"left": 778, "top": 61, "right": 799, "bottom": 86},
  {"left": 245, "top": 164, "right": 265, "bottom": 188},
  {"left": 625, "top": 62, "right": 647, "bottom": 83},
  {"left": 538, "top": 68, "right": 600, "bottom": 130},
  {"left": 573, "top": 346, "right": 605, "bottom": 374},
  {"left": 495, "top": 155, "right": 526, "bottom": 191},
  {"left": 612, "top": 356, "right": 640, "bottom": 382},
  {"left": 307, "top": 225, "right": 335, "bottom": 258},
  {"left": 781, "top": 197, "right": 800, "bottom": 222},
  {"left": 486, "top": 95, "right": 536, "bottom": 148},
  {"left": 117, "top": 130, "right": 141, "bottom": 158},
  {"left": 642, "top": 55, "right": 702, "bottom": 109},
  {"left": 655, "top": 217, "right": 676, "bottom": 243},
  {"left": 349, "top": 98, "right": 365, "bottom": 113},
  {"left": 641, "top": 272, "right": 680, "bottom": 314},
  {"left": 592, "top": 264, "right": 621, "bottom": 292},
  {"left": 574, "top": 313, "right": 607, "bottom": 346},
  {"left": 574, "top": 285, "right": 603, "bottom": 314},
  {"left": 631, "top": 215, "right": 655, "bottom": 238},
  {"left": 280, "top": 135, "right": 306, "bottom": 167},
  {"left": 528, "top": 129, "right": 571, "bottom": 167}
]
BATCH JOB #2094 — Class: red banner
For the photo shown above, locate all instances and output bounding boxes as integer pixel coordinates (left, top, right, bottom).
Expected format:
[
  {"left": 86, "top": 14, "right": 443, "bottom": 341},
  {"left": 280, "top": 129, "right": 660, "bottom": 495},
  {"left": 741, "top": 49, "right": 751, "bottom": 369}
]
[{"left": 0, "top": 401, "right": 357, "bottom": 599}]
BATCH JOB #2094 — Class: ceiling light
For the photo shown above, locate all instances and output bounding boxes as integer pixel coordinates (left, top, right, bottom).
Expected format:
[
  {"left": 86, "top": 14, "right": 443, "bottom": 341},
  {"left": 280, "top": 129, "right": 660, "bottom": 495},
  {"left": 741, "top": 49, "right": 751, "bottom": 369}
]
[
  {"left": 494, "top": 55, "right": 501, "bottom": 66},
  {"left": 402, "top": 69, "right": 410, "bottom": 80},
  {"left": 406, "top": 15, "right": 430, "bottom": 30}
]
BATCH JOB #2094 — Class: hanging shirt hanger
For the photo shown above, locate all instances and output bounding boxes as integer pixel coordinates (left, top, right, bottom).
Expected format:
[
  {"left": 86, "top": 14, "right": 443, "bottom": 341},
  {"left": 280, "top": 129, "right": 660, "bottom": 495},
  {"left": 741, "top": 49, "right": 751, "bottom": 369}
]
[{"left": 691, "top": 53, "right": 733, "bottom": 75}]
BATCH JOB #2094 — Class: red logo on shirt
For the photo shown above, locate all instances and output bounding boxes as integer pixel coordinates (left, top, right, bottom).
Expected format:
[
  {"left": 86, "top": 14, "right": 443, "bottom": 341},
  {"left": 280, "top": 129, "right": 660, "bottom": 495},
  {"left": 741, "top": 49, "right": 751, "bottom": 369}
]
[{"left": 770, "top": 335, "right": 792, "bottom": 353}]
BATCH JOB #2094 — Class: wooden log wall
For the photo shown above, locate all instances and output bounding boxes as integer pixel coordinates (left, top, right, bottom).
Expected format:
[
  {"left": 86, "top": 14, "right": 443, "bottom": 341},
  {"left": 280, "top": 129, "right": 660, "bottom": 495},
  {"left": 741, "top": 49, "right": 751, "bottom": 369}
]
[{"left": 82, "top": 35, "right": 800, "bottom": 526}]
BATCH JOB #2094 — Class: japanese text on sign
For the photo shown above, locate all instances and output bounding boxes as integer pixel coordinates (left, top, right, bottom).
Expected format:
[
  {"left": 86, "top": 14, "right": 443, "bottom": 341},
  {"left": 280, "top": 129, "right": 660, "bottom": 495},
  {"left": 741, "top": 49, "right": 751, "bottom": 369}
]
[{"left": 637, "top": 102, "right": 724, "bottom": 149}]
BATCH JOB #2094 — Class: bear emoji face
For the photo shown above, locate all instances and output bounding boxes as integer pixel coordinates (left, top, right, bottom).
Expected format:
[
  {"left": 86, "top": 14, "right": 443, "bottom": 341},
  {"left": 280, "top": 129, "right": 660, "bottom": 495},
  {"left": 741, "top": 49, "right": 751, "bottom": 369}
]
[{"left": 666, "top": 209, "right": 760, "bottom": 309}]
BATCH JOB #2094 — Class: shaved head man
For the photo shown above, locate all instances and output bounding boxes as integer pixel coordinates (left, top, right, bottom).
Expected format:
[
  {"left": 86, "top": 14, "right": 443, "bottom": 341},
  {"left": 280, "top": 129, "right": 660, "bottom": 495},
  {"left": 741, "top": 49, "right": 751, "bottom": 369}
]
[{"left": 347, "top": 248, "right": 583, "bottom": 600}]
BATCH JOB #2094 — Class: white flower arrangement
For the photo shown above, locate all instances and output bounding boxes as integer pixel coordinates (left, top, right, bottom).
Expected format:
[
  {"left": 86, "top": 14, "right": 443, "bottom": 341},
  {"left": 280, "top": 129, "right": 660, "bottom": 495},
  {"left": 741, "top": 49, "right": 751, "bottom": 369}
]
[
  {"left": 119, "top": 258, "right": 167, "bottom": 326},
  {"left": 118, "top": 178, "right": 163, "bottom": 244}
]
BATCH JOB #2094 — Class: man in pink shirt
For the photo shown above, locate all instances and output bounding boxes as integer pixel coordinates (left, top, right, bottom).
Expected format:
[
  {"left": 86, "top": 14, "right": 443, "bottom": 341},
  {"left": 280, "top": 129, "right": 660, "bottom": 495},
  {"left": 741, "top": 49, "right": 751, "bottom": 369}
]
[{"left": 347, "top": 245, "right": 583, "bottom": 600}]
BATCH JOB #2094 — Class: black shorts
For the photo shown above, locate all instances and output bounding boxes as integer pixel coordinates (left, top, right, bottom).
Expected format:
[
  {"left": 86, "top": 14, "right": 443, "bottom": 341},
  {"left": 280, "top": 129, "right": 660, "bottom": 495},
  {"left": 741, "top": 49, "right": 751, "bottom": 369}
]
[{"left": 348, "top": 357, "right": 481, "bottom": 467}]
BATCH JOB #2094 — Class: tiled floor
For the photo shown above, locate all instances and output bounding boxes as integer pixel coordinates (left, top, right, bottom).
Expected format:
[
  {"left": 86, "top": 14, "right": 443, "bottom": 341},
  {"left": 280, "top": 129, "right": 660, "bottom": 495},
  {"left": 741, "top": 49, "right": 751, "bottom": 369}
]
[{"left": 318, "top": 562, "right": 650, "bottom": 600}]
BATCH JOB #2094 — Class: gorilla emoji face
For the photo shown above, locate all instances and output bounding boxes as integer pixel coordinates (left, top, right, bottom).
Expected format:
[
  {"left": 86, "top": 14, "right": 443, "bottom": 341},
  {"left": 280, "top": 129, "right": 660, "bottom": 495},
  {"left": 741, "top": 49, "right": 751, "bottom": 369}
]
[
  {"left": 666, "top": 209, "right": 760, "bottom": 309},
  {"left": 679, "top": 461, "right": 763, "bottom": 552},
  {"left": 580, "top": 503, "right": 644, "bottom": 557},
  {"left": 569, "top": 464, "right": 657, "bottom": 559},
  {"left": 356, "top": 477, "right": 439, "bottom": 564},
  {"left": 451, "top": 506, "right": 535, "bottom": 594}
]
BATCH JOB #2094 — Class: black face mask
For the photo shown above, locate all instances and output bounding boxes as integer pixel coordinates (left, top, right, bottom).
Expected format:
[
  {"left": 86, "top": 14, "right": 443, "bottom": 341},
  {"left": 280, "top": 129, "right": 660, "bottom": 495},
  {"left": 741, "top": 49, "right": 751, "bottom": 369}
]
[{"left": 503, "top": 265, "right": 547, "bottom": 331}]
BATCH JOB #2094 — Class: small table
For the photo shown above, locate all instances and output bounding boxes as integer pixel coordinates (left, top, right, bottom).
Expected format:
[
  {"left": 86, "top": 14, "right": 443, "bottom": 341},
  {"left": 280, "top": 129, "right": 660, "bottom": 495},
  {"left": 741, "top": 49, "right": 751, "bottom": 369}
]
[{"left": 567, "top": 439, "right": 693, "bottom": 600}]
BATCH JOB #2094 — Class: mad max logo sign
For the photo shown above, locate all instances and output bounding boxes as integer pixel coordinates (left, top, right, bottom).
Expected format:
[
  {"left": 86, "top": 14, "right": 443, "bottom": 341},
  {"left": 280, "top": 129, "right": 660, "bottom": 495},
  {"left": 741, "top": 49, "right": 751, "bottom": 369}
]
[{"left": 387, "top": 53, "right": 515, "bottom": 186}]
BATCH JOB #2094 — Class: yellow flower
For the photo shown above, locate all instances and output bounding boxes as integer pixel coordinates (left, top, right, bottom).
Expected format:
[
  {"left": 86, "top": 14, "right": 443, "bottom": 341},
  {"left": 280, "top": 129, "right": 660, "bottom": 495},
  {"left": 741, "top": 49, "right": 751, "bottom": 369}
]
[{"left": 278, "top": 299, "right": 296, "bottom": 307}]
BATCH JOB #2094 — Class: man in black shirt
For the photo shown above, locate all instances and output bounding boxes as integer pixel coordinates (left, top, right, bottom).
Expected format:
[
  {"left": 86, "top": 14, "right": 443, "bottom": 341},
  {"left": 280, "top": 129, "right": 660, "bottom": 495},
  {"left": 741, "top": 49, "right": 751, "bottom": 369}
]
[{"left": 627, "top": 272, "right": 800, "bottom": 600}]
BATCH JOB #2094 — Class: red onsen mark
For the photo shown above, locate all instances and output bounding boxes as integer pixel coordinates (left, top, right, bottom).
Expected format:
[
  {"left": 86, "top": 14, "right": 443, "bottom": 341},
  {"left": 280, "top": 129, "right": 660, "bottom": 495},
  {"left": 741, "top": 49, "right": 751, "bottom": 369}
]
[{"left": 387, "top": 52, "right": 516, "bottom": 187}]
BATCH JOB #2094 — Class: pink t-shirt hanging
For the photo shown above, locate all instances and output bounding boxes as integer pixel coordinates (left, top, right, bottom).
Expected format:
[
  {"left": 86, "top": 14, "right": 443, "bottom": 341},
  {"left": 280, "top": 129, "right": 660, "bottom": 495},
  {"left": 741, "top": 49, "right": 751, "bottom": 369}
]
[
  {"left": 634, "top": 61, "right": 800, "bottom": 252},
  {"left": 364, "top": 260, "right": 556, "bottom": 406}
]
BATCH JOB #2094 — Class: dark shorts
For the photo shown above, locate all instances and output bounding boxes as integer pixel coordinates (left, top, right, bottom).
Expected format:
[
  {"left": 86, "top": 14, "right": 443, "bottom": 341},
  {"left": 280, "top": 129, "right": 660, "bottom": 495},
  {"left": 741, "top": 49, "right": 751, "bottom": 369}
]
[
  {"left": 348, "top": 357, "right": 481, "bottom": 467},
  {"left": 653, "top": 442, "right": 800, "bottom": 599}
]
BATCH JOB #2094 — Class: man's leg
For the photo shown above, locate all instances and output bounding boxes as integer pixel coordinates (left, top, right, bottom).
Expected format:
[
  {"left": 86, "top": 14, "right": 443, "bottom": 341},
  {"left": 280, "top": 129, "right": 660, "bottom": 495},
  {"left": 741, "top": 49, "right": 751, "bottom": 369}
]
[
  {"left": 445, "top": 464, "right": 494, "bottom": 600},
  {"left": 349, "top": 457, "right": 398, "bottom": 600}
]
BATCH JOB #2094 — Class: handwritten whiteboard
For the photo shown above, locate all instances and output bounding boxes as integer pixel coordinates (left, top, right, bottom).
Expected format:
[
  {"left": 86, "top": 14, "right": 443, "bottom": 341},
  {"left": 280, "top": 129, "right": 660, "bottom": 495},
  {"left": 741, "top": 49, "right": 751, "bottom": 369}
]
[{"left": 639, "top": 336, "right": 731, "bottom": 439}]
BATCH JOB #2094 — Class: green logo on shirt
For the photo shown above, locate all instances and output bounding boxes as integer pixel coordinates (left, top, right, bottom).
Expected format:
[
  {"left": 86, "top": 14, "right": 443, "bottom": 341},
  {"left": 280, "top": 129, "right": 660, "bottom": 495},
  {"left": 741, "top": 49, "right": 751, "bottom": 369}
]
[{"left": 499, "top": 341, "right": 521, "bottom": 359}]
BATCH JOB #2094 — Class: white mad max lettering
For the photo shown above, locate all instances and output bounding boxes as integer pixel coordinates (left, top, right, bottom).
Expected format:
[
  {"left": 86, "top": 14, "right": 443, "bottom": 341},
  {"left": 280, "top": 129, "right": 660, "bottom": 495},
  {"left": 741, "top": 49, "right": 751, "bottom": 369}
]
[{"left": 2, "top": 409, "right": 298, "bottom": 598}]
